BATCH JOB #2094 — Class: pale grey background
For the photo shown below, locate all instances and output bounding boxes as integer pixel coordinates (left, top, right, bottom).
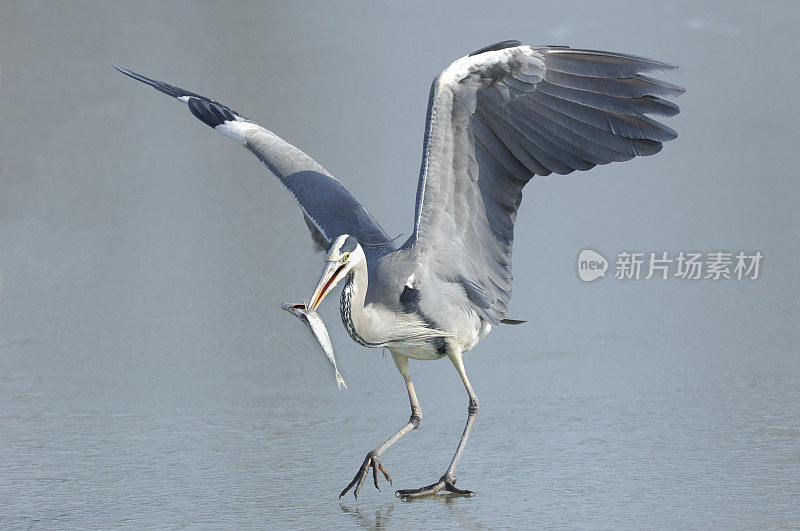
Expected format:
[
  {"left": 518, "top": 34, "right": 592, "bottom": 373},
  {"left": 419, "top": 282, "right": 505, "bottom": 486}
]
[{"left": 1, "top": 1, "right": 798, "bottom": 528}]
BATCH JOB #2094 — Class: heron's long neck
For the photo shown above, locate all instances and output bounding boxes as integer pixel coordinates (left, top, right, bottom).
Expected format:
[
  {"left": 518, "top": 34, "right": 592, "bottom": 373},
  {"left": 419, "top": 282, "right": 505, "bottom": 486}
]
[{"left": 340, "top": 259, "right": 382, "bottom": 348}]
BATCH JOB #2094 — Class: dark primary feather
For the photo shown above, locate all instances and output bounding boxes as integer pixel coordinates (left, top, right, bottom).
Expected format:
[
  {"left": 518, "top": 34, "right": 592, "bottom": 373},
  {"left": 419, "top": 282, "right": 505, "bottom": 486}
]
[
  {"left": 408, "top": 45, "right": 683, "bottom": 326},
  {"left": 113, "top": 65, "right": 208, "bottom": 101},
  {"left": 187, "top": 97, "right": 236, "bottom": 128},
  {"left": 540, "top": 48, "right": 677, "bottom": 77}
]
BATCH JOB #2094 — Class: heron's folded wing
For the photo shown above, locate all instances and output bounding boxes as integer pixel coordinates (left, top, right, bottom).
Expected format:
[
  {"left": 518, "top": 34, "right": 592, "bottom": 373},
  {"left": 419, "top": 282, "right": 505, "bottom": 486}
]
[
  {"left": 114, "top": 66, "right": 393, "bottom": 252},
  {"left": 407, "top": 43, "right": 683, "bottom": 325}
]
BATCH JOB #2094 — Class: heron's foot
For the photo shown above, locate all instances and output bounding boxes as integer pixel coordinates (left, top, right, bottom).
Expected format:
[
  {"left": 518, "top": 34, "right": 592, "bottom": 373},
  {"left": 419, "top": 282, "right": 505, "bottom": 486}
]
[
  {"left": 395, "top": 473, "right": 473, "bottom": 499},
  {"left": 339, "top": 451, "right": 392, "bottom": 499}
]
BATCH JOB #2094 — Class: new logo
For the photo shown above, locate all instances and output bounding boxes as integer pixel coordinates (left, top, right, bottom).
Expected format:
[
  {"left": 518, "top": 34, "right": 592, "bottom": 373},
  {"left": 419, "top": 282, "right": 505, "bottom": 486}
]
[{"left": 578, "top": 249, "right": 608, "bottom": 282}]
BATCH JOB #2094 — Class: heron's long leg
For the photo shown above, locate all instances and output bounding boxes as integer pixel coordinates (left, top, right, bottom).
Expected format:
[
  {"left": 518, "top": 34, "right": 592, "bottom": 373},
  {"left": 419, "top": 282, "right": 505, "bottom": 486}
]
[
  {"left": 396, "top": 349, "right": 478, "bottom": 498},
  {"left": 372, "top": 354, "right": 422, "bottom": 455},
  {"left": 339, "top": 353, "right": 422, "bottom": 499}
]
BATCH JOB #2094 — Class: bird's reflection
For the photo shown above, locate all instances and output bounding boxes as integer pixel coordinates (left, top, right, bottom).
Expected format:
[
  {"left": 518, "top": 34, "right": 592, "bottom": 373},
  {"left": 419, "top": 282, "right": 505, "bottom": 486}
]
[
  {"left": 339, "top": 502, "right": 394, "bottom": 530},
  {"left": 399, "top": 492, "right": 486, "bottom": 528},
  {"left": 339, "top": 491, "right": 483, "bottom": 530}
]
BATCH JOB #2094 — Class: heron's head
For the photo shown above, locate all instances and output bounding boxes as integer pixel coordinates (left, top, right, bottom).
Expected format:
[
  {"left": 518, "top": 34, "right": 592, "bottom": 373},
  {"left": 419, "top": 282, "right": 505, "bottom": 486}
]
[{"left": 309, "top": 234, "right": 363, "bottom": 310}]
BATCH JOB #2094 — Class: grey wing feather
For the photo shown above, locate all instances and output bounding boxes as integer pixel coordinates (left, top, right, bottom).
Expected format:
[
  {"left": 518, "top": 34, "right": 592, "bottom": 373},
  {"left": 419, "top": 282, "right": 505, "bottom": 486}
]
[
  {"left": 407, "top": 44, "right": 683, "bottom": 325},
  {"left": 113, "top": 66, "right": 394, "bottom": 251}
]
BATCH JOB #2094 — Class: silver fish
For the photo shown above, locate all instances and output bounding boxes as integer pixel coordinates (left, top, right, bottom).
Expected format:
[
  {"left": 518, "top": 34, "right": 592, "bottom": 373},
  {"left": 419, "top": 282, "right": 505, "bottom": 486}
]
[{"left": 281, "top": 302, "right": 347, "bottom": 390}]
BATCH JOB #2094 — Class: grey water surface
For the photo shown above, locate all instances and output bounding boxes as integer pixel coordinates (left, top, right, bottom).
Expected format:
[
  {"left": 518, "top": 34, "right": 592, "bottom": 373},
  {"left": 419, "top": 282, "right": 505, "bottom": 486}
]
[{"left": 1, "top": 1, "right": 798, "bottom": 528}]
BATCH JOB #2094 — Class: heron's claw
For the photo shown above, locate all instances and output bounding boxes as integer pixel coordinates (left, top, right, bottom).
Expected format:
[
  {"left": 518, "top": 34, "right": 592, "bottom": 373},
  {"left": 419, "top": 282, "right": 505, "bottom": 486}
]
[
  {"left": 395, "top": 474, "right": 474, "bottom": 499},
  {"left": 339, "top": 451, "right": 391, "bottom": 499}
]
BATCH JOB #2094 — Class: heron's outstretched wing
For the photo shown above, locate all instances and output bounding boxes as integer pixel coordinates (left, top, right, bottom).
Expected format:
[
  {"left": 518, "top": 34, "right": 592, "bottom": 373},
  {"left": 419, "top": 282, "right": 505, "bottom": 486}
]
[
  {"left": 407, "top": 42, "right": 683, "bottom": 325},
  {"left": 114, "top": 66, "right": 393, "bottom": 251}
]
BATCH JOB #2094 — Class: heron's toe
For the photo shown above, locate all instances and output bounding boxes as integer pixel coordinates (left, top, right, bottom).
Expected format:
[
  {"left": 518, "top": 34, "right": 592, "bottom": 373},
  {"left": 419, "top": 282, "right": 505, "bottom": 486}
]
[
  {"left": 339, "top": 452, "right": 390, "bottom": 499},
  {"left": 396, "top": 475, "right": 474, "bottom": 499},
  {"left": 444, "top": 481, "right": 473, "bottom": 495},
  {"left": 395, "top": 480, "right": 444, "bottom": 499}
]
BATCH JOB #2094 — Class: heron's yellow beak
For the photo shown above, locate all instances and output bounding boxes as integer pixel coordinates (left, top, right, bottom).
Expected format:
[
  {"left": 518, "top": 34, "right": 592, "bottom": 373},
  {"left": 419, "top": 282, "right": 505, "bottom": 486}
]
[{"left": 309, "top": 261, "right": 347, "bottom": 310}]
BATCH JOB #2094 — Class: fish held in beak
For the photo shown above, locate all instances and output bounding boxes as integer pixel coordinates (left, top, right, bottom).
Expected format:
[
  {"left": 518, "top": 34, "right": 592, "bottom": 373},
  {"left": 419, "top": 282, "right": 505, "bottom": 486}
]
[{"left": 281, "top": 302, "right": 347, "bottom": 390}]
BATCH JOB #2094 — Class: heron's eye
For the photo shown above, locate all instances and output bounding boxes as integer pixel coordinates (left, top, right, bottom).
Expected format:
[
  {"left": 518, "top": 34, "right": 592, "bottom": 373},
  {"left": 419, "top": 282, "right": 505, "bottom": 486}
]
[{"left": 342, "top": 253, "right": 351, "bottom": 261}]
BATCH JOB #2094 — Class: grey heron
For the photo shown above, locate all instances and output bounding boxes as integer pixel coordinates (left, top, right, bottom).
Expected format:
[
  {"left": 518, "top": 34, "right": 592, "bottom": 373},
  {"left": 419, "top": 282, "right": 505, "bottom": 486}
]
[{"left": 115, "top": 40, "right": 683, "bottom": 499}]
